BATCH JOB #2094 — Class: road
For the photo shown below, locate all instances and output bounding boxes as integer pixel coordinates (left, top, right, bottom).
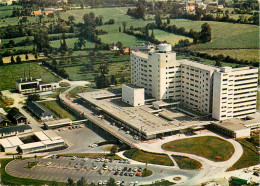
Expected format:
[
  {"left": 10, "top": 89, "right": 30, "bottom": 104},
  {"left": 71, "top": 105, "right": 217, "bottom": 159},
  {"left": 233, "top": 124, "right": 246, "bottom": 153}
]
[{"left": 6, "top": 157, "right": 198, "bottom": 185}]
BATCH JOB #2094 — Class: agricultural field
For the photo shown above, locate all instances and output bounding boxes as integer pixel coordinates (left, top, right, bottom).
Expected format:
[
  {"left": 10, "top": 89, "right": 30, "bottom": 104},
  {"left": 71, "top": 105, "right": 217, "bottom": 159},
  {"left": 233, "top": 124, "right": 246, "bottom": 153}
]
[
  {"left": 0, "top": 63, "right": 59, "bottom": 91},
  {"left": 99, "top": 32, "right": 146, "bottom": 47},
  {"left": 168, "top": 19, "right": 259, "bottom": 49},
  {"left": 196, "top": 49, "right": 259, "bottom": 62},
  {"left": 3, "top": 53, "right": 46, "bottom": 64},
  {"left": 152, "top": 29, "right": 193, "bottom": 45},
  {"left": 50, "top": 38, "right": 95, "bottom": 49}
]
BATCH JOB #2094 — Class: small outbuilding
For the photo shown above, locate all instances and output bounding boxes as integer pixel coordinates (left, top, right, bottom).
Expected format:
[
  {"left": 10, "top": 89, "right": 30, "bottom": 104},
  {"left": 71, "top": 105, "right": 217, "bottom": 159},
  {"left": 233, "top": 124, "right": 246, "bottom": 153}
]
[{"left": 27, "top": 101, "right": 53, "bottom": 120}]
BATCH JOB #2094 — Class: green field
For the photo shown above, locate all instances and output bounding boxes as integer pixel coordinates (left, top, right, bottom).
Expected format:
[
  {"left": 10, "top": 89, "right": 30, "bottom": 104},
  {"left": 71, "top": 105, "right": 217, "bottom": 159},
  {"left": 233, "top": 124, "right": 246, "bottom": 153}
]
[
  {"left": 68, "top": 86, "right": 95, "bottom": 98},
  {"left": 196, "top": 49, "right": 259, "bottom": 62},
  {"left": 172, "top": 155, "right": 202, "bottom": 170},
  {"left": 227, "top": 143, "right": 259, "bottom": 171},
  {"left": 99, "top": 32, "right": 146, "bottom": 47},
  {"left": 167, "top": 19, "right": 259, "bottom": 49},
  {"left": 162, "top": 136, "right": 235, "bottom": 162},
  {"left": 123, "top": 149, "right": 174, "bottom": 166},
  {"left": 0, "top": 63, "right": 59, "bottom": 91},
  {"left": 39, "top": 100, "right": 78, "bottom": 121},
  {"left": 152, "top": 29, "right": 193, "bottom": 45},
  {"left": 3, "top": 53, "right": 47, "bottom": 64},
  {"left": 50, "top": 38, "right": 95, "bottom": 49}
]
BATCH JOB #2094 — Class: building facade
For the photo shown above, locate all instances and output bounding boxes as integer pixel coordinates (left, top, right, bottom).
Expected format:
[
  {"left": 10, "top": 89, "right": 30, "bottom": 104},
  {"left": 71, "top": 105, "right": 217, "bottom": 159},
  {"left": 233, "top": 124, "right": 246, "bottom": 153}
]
[
  {"left": 131, "top": 44, "right": 258, "bottom": 120},
  {"left": 212, "top": 67, "right": 258, "bottom": 120},
  {"left": 122, "top": 84, "right": 145, "bottom": 106}
]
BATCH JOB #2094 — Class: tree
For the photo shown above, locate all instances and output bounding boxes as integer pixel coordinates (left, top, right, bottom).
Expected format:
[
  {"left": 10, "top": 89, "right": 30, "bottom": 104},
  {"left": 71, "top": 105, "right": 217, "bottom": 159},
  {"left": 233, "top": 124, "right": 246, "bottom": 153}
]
[
  {"left": 110, "top": 145, "right": 118, "bottom": 155},
  {"left": 27, "top": 94, "right": 40, "bottom": 102},
  {"left": 76, "top": 176, "right": 88, "bottom": 186},
  {"left": 215, "top": 60, "right": 222, "bottom": 67},
  {"left": 167, "top": 17, "right": 171, "bottom": 24},
  {"left": 38, "top": 15, "right": 44, "bottom": 24},
  {"left": 200, "top": 23, "right": 211, "bottom": 43},
  {"left": 34, "top": 155, "right": 37, "bottom": 162},
  {"left": 0, "top": 55, "right": 3, "bottom": 66},
  {"left": 11, "top": 55, "right": 15, "bottom": 64},
  {"left": 110, "top": 75, "right": 117, "bottom": 85},
  {"left": 151, "top": 29, "right": 155, "bottom": 40},
  {"left": 16, "top": 55, "right": 22, "bottom": 64},
  {"left": 25, "top": 54, "right": 29, "bottom": 61},
  {"left": 75, "top": 37, "right": 86, "bottom": 50},
  {"left": 67, "top": 177, "right": 74, "bottom": 186},
  {"left": 107, "top": 177, "right": 116, "bottom": 186},
  {"left": 122, "top": 21, "right": 127, "bottom": 32},
  {"left": 68, "top": 15, "right": 75, "bottom": 24}
]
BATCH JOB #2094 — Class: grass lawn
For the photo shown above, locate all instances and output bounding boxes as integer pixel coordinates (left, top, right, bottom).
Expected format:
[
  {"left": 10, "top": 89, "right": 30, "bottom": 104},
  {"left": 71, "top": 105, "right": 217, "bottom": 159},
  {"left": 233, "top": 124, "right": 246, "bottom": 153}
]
[
  {"left": 39, "top": 100, "right": 79, "bottom": 121},
  {"left": 162, "top": 136, "right": 235, "bottom": 162},
  {"left": 152, "top": 29, "right": 193, "bottom": 45},
  {"left": 0, "top": 63, "right": 59, "bottom": 91},
  {"left": 59, "top": 153, "right": 122, "bottom": 160},
  {"left": 227, "top": 143, "right": 259, "bottom": 171},
  {"left": 0, "top": 159, "right": 64, "bottom": 185},
  {"left": 99, "top": 33, "right": 146, "bottom": 47},
  {"left": 68, "top": 86, "right": 95, "bottom": 98},
  {"left": 172, "top": 155, "right": 202, "bottom": 170},
  {"left": 50, "top": 38, "right": 95, "bottom": 49},
  {"left": 25, "top": 161, "right": 39, "bottom": 168},
  {"left": 123, "top": 149, "right": 174, "bottom": 166},
  {"left": 64, "top": 66, "right": 96, "bottom": 81},
  {"left": 142, "top": 168, "right": 153, "bottom": 177},
  {"left": 195, "top": 49, "right": 259, "bottom": 63}
]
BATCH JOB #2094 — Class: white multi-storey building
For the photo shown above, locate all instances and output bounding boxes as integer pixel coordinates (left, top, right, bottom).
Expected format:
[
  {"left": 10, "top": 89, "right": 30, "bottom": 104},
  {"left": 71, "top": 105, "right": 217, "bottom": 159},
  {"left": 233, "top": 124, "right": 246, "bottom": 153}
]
[
  {"left": 212, "top": 67, "right": 258, "bottom": 120},
  {"left": 131, "top": 43, "right": 258, "bottom": 120}
]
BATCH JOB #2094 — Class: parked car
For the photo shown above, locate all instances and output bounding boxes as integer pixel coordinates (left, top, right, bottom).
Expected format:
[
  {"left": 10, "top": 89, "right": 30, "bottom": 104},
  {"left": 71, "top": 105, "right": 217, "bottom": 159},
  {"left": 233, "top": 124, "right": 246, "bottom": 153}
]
[
  {"left": 71, "top": 156, "right": 77, "bottom": 160},
  {"left": 83, "top": 157, "right": 89, "bottom": 162},
  {"left": 124, "top": 172, "right": 129, "bottom": 176},
  {"left": 114, "top": 171, "right": 119, "bottom": 175},
  {"left": 93, "top": 165, "right": 98, "bottom": 170},
  {"left": 74, "top": 163, "right": 80, "bottom": 168},
  {"left": 46, "top": 162, "right": 52, "bottom": 166},
  {"left": 120, "top": 171, "right": 124, "bottom": 176}
]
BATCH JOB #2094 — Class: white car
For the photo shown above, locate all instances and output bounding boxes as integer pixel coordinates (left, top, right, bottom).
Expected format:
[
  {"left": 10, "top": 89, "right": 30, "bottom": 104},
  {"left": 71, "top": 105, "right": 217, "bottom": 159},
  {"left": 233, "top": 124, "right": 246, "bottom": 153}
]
[
  {"left": 46, "top": 162, "right": 52, "bottom": 166},
  {"left": 117, "top": 167, "right": 122, "bottom": 171},
  {"left": 71, "top": 156, "right": 77, "bottom": 160},
  {"left": 116, "top": 181, "right": 121, "bottom": 185},
  {"left": 113, "top": 166, "right": 118, "bottom": 171},
  {"left": 103, "top": 166, "right": 108, "bottom": 170},
  {"left": 133, "top": 167, "right": 138, "bottom": 172},
  {"left": 83, "top": 157, "right": 89, "bottom": 162},
  {"left": 93, "top": 165, "right": 98, "bottom": 170},
  {"left": 98, "top": 181, "right": 102, "bottom": 185}
]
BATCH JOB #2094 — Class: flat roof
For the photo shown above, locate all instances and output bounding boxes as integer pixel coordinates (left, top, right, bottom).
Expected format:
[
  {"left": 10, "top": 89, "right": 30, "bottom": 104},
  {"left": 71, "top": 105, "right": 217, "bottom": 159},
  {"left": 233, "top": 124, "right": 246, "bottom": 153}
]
[
  {"left": 35, "top": 131, "right": 50, "bottom": 141},
  {"left": 78, "top": 90, "right": 204, "bottom": 136},
  {"left": 41, "top": 139, "right": 64, "bottom": 145},
  {"left": 43, "top": 130, "right": 61, "bottom": 141},
  {"left": 0, "top": 138, "right": 13, "bottom": 148},
  {"left": 212, "top": 120, "right": 247, "bottom": 131},
  {"left": 7, "top": 136, "right": 24, "bottom": 147},
  {"left": 179, "top": 59, "right": 219, "bottom": 72},
  {"left": 131, "top": 51, "right": 148, "bottom": 59},
  {"left": 44, "top": 118, "right": 72, "bottom": 126},
  {"left": 19, "top": 141, "right": 45, "bottom": 150},
  {"left": 124, "top": 84, "right": 144, "bottom": 90}
]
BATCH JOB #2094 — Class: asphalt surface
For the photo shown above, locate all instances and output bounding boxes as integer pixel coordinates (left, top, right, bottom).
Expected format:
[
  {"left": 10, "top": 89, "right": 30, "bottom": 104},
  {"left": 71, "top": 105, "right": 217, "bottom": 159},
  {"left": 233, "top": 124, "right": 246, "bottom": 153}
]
[{"left": 6, "top": 156, "right": 198, "bottom": 185}]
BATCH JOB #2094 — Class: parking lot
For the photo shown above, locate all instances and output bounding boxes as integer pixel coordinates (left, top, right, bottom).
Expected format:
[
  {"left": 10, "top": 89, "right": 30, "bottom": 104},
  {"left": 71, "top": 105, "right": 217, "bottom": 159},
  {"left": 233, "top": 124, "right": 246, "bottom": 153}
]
[{"left": 6, "top": 156, "right": 198, "bottom": 185}]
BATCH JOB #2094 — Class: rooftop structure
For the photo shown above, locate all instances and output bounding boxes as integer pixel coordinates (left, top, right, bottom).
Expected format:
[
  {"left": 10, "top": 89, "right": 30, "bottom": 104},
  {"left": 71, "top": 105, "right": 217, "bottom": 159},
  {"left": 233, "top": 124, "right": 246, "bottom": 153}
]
[
  {"left": 27, "top": 101, "right": 53, "bottom": 120},
  {"left": 16, "top": 77, "right": 59, "bottom": 94},
  {"left": 0, "top": 125, "right": 32, "bottom": 138},
  {"left": 122, "top": 84, "right": 145, "bottom": 107},
  {"left": 78, "top": 90, "right": 206, "bottom": 139},
  {"left": 44, "top": 118, "right": 72, "bottom": 129}
]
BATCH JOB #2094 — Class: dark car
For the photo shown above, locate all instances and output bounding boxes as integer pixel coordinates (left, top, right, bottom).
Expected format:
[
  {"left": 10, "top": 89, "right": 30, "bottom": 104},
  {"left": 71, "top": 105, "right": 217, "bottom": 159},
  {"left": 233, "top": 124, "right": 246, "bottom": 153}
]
[
  {"left": 120, "top": 171, "right": 124, "bottom": 176},
  {"left": 56, "top": 155, "right": 61, "bottom": 159},
  {"left": 114, "top": 171, "right": 119, "bottom": 175},
  {"left": 138, "top": 167, "right": 142, "bottom": 172},
  {"left": 128, "top": 167, "right": 132, "bottom": 172},
  {"left": 124, "top": 172, "right": 129, "bottom": 176},
  {"left": 123, "top": 167, "right": 127, "bottom": 171}
]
